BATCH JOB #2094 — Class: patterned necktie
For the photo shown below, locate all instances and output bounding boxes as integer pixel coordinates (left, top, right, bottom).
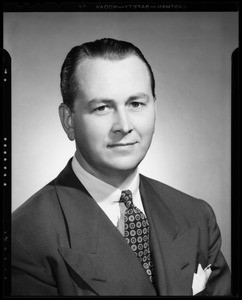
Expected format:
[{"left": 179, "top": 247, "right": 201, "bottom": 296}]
[{"left": 119, "top": 190, "right": 155, "bottom": 284}]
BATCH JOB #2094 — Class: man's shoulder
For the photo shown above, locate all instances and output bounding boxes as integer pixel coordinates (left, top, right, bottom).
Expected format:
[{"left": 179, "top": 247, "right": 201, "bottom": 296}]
[
  {"left": 140, "top": 174, "right": 196, "bottom": 199},
  {"left": 13, "top": 180, "right": 56, "bottom": 215},
  {"left": 140, "top": 174, "right": 212, "bottom": 212},
  {"left": 12, "top": 160, "right": 73, "bottom": 221},
  {"left": 11, "top": 178, "right": 64, "bottom": 236},
  {"left": 140, "top": 174, "right": 216, "bottom": 229}
]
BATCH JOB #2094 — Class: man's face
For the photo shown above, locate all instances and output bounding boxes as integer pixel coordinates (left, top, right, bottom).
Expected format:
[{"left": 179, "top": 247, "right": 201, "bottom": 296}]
[{"left": 71, "top": 55, "right": 156, "bottom": 179}]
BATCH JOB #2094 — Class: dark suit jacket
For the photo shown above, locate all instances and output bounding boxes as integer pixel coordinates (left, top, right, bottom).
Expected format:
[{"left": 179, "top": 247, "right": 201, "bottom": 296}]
[{"left": 12, "top": 159, "right": 230, "bottom": 296}]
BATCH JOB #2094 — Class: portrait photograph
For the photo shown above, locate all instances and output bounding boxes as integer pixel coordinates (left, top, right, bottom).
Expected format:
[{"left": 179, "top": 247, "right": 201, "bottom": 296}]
[{"left": 3, "top": 3, "right": 238, "bottom": 296}]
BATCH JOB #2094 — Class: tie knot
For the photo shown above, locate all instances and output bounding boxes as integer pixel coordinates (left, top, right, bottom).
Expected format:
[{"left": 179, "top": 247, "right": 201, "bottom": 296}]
[{"left": 120, "top": 190, "right": 133, "bottom": 208}]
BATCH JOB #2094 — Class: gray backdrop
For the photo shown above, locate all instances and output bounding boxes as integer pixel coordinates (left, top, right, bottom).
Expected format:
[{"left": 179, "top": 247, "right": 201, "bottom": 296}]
[{"left": 4, "top": 12, "right": 238, "bottom": 269}]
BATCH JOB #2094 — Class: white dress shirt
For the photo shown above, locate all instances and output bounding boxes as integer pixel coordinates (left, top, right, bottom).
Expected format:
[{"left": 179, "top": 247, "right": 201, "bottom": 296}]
[{"left": 71, "top": 154, "right": 146, "bottom": 232}]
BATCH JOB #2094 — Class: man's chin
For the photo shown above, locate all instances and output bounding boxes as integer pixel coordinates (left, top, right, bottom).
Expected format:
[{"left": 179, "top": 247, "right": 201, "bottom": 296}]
[{"left": 104, "top": 159, "right": 143, "bottom": 173}]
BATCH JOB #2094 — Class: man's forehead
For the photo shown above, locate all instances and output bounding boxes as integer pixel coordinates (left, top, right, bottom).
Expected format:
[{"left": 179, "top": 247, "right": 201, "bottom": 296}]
[
  {"left": 75, "top": 55, "right": 148, "bottom": 75},
  {"left": 73, "top": 55, "right": 152, "bottom": 104},
  {"left": 75, "top": 55, "right": 150, "bottom": 92}
]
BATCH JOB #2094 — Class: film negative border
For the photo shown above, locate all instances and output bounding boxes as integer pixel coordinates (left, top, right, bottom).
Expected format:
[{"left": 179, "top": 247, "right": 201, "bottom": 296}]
[
  {"left": 2, "top": 1, "right": 239, "bottom": 13},
  {"left": 3, "top": 49, "right": 11, "bottom": 297}
]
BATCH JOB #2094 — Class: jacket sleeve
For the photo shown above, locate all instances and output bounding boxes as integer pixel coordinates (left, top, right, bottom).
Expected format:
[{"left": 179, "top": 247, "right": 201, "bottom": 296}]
[
  {"left": 201, "top": 201, "right": 231, "bottom": 295},
  {"left": 11, "top": 237, "right": 59, "bottom": 296}
]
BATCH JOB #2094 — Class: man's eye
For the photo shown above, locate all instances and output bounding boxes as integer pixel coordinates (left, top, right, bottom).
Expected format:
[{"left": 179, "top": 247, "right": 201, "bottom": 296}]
[
  {"left": 129, "top": 102, "right": 145, "bottom": 109},
  {"left": 93, "top": 105, "right": 111, "bottom": 113},
  {"left": 96, "top": 106, "right": 106, "bottom": 111}
]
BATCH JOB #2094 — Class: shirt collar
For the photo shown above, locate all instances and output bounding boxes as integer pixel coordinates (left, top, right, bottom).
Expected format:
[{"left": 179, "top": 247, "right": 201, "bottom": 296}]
[{"left": 71, "top": 154, "right": 140, "bottom": 205}]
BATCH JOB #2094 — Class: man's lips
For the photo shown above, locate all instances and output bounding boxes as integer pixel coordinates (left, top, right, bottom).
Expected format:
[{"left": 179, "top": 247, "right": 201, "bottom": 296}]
[{"left": 107, "top": 142, "right": 137, "bottom": 148}]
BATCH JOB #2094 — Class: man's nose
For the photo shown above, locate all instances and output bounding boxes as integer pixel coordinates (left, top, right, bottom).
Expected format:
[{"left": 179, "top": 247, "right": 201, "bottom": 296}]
[{"left": 112, "top": 108, "right": 133, "bottom": 134}]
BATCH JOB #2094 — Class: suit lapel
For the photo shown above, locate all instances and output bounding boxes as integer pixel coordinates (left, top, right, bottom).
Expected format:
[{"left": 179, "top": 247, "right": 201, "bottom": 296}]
[
  {"left": 140, "top": 175, "right": 198, "bottom": 295},
  {"left": 54, "top": 161, "right": 156, "bottom": 296}
]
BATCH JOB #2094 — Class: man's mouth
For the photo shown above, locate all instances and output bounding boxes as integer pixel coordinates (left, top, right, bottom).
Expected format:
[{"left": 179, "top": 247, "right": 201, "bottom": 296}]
[{"left": 107, "top": 142, "right": 137, "bottom": 148}]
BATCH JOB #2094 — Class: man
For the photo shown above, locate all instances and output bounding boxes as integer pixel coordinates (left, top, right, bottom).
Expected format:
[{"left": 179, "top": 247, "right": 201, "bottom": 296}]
[{"left": 12, "top": 38, "right": 230, "bottom": 296}]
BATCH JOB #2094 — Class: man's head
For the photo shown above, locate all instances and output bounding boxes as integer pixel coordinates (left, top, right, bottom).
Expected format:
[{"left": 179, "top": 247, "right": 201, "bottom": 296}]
[
  {"left": 60, "top": 38, "right": 156, "bottom": 112},
  {"left": 59, "top": 38, "right": 156, "bottom": 185}
]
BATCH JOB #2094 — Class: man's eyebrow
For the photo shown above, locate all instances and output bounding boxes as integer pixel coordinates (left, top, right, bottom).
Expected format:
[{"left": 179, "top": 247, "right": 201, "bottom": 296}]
[
  {"left": 87, "top": 98, "right": 114, "bottom": 107},
  {"left": 127, "top": 93, "right": 150, "bottom": 102},
  {"left": 87, "top": 93, "right": 150, "bottom": 107}
]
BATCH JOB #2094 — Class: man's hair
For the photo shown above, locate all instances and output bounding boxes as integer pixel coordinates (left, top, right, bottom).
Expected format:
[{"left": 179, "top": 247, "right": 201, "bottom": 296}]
[{"left": 60, "top": 38, "right": 156, "bottom": 111}]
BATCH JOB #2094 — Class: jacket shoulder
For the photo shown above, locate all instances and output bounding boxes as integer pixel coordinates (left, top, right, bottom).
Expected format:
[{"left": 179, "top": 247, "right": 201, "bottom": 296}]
[
  {"left": 140, "top": 174, "right": 199, "bottom": 200},
  {"left": 13, "top": 180, "right": 56, "bottom": 218},
  {"left": 140, "top": 174, "right": 214, "bottom": 221},
  {"left": 12, "top": 179, "right": 65, "bottom": 240}
]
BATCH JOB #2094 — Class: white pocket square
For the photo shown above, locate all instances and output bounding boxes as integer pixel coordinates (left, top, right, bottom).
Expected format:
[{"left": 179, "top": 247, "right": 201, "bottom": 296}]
[{"left": 192, "top": 263, "right": 212, "bottom": 295}]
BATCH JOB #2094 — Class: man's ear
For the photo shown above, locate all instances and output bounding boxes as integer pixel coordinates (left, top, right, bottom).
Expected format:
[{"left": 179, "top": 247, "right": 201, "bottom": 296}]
[
  {"left": 58, "top": 103, "right": 75, "bottom": 141},
  {"left": 153, "top": 97, "right": 156, "bottom": 134}
]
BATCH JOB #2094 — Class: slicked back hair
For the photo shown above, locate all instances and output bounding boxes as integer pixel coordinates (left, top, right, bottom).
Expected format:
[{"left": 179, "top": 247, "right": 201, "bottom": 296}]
[{"left": 60, "top": 38, "right": 156, "bottom": 111}]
